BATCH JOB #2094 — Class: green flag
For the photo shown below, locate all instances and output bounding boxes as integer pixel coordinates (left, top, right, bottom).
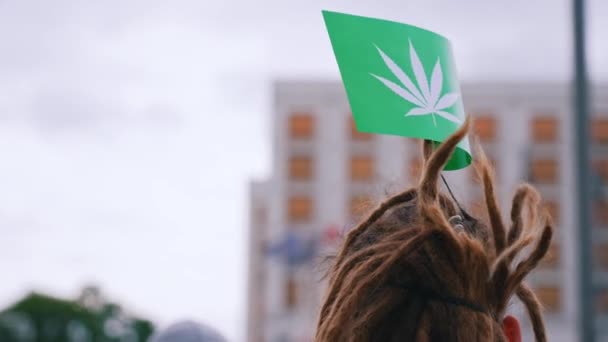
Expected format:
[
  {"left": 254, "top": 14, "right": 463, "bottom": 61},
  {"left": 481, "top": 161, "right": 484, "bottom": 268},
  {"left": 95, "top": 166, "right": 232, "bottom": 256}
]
[{"left": 323, "top": 10, "right": 471, "bottom": 170}]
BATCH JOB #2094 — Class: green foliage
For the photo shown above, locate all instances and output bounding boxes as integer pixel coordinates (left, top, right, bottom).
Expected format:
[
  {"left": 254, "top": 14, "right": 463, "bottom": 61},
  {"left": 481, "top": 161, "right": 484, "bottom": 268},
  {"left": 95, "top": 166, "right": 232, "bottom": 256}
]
[{"left": 0, "top": 286, "right": 154, "bottom": 342}]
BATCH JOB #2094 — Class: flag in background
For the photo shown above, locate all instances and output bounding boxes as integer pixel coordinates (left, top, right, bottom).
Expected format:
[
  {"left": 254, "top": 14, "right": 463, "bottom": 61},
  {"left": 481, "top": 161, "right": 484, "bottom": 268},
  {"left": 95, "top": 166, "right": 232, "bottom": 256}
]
[{"left": 266, "top": 231, "right": 317, "bottom": 267}]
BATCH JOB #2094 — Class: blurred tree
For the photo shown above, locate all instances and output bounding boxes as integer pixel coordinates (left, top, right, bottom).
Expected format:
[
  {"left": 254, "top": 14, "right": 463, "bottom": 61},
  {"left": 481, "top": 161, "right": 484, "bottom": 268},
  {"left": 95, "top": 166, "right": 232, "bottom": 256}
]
[{"left": 0, "top": 286, "right": 154, "bottom": 342}]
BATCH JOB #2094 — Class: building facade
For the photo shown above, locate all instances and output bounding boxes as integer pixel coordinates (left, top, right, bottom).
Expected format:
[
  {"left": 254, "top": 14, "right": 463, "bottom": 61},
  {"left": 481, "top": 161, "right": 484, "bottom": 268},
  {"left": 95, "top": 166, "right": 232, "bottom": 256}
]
[{"left": 247, "top": 81, "right": 608, "bottom": 341}]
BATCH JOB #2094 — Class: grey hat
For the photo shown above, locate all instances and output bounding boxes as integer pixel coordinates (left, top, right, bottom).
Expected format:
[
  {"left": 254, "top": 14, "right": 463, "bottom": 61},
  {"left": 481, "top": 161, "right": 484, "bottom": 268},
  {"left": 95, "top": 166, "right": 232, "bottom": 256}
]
[{"left": 149, "top": 320, "right": 227, "bottom": 342}]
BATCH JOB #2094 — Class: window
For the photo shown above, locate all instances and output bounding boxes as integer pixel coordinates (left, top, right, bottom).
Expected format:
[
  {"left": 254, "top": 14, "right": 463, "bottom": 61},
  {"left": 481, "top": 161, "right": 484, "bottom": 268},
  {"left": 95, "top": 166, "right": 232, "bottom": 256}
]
[
  {"left": 530, "top": 159, "right": 558, "bottom": 183},
  {"left": 349, "top": 117, "right": 373, "bottom": 141},
  {"left": 468, "top": 198, "right": 489, "bottom": 221},
  {"left": 350, "top": 156, "right": 374, "bottom": 181},
  {"left": 540, "top": 244, "right": 560, "bottom": 268},
  {"left": 289, "top": 156, "right": 313, "bottom": 180},
  {"left": 285, "top": 276, "right": 298, "bottom": 309},
  {"left": 592, "top": 118, "right": 608, "bottom": 144},
  {"left": 474, "top": 116, "right": 497, "bottom": 142},
  {"left": 531, "top": 116, "right": 559, "bottom": 142},
  {"left": 595, "top": 244, "right": 608, "bottom": 270},
  {"left": 470, "top": 158, "right": 498, "bottom": 183},
  {"left": 593, "top": 160, "right": 608, "bottom": 182},
  {"left": 405, "top": 137, "right": 419, "bottom": 146},
  {"left": 596, "top": 288, "right": 608, "bottom": 314},
  {"left": 350, "top": 195, "right": 371, "bottom": 221},
  {"left": 289, "top": 113, "right": 314, "bottom": 139},
  {"left": 594, "top": 201, "right": 608, "bottom": 226},
  {"left": 408, "top": 157, "right": 422, "bottom": 181},
  {"left": 534, "top": 287, "right": 561, "bottom": 312},
  {"left": 544, "top": 201, "right": 560, "bottom": 225},
  {"left": 288, "top": 196, "right": 312, "bottom": 222}
]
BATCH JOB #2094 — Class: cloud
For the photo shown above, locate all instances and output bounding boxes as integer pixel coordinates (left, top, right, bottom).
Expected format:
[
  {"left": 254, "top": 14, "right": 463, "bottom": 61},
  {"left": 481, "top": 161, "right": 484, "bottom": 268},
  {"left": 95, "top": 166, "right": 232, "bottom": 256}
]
[{"left": 29, "top": 88, "right": 123, "bottom": 130}]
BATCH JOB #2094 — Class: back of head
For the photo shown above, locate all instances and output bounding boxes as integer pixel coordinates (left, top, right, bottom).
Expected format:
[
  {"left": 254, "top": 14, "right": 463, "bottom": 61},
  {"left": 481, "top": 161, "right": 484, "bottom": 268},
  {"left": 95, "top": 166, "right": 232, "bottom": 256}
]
[{"left": 315, "top": 117, "right": 553, "bottom": 342}]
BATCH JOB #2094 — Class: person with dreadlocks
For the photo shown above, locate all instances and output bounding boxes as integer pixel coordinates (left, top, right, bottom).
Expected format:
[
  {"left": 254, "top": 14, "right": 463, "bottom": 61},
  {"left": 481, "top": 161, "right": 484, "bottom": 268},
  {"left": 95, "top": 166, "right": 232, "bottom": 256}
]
[{"left": 315, "top": 117, "right": 553, "bottom": 342}]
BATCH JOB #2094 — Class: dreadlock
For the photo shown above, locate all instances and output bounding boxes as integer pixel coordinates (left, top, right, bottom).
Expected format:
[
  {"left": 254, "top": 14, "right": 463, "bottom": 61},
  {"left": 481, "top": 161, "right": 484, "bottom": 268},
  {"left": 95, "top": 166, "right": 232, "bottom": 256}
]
[{"left": 315, "top": 116, "right": 553, "bottom": 342}]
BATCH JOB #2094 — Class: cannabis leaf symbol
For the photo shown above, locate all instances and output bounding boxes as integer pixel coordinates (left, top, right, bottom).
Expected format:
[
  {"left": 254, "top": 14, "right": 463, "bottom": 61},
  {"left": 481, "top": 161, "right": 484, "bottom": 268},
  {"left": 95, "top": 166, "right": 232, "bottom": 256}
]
[{"left": 371, "top": 39, "right": 461, "bottom": 126}]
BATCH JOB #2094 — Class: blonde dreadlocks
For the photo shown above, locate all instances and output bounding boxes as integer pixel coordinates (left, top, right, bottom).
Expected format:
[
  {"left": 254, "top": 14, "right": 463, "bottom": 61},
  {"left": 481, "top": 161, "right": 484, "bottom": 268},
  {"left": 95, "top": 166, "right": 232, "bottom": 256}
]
[{"left": 315, "top": 117, "right": 553, "bottom": 342}]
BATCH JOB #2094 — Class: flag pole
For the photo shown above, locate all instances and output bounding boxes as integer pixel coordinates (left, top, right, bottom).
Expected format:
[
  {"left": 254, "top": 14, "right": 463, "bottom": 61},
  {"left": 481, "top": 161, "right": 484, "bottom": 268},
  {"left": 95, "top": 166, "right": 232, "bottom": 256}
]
[{"left": 573, "top": 0, "right": 594, "bottom": 340}]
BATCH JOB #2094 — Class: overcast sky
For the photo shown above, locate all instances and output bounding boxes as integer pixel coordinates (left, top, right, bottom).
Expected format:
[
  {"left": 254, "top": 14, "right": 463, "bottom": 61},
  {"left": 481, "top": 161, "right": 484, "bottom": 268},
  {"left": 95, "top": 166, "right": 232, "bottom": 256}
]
[{"left": 0, "top": 1, "right": 606, "bottom": 341}]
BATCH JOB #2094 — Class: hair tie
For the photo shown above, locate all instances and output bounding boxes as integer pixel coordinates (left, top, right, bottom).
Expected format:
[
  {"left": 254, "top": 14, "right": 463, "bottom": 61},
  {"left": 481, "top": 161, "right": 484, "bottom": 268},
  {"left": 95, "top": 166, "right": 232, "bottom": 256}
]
[{"left": 390, "top": 281, "right": 489, "bottom": 315}]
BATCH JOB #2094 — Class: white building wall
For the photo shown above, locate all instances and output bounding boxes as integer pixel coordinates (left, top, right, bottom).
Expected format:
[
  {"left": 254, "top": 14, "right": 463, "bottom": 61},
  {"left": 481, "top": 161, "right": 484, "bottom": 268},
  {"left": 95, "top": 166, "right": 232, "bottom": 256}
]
[{"left": 247, "top": 181, "right": 271, "bottom": 342}]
